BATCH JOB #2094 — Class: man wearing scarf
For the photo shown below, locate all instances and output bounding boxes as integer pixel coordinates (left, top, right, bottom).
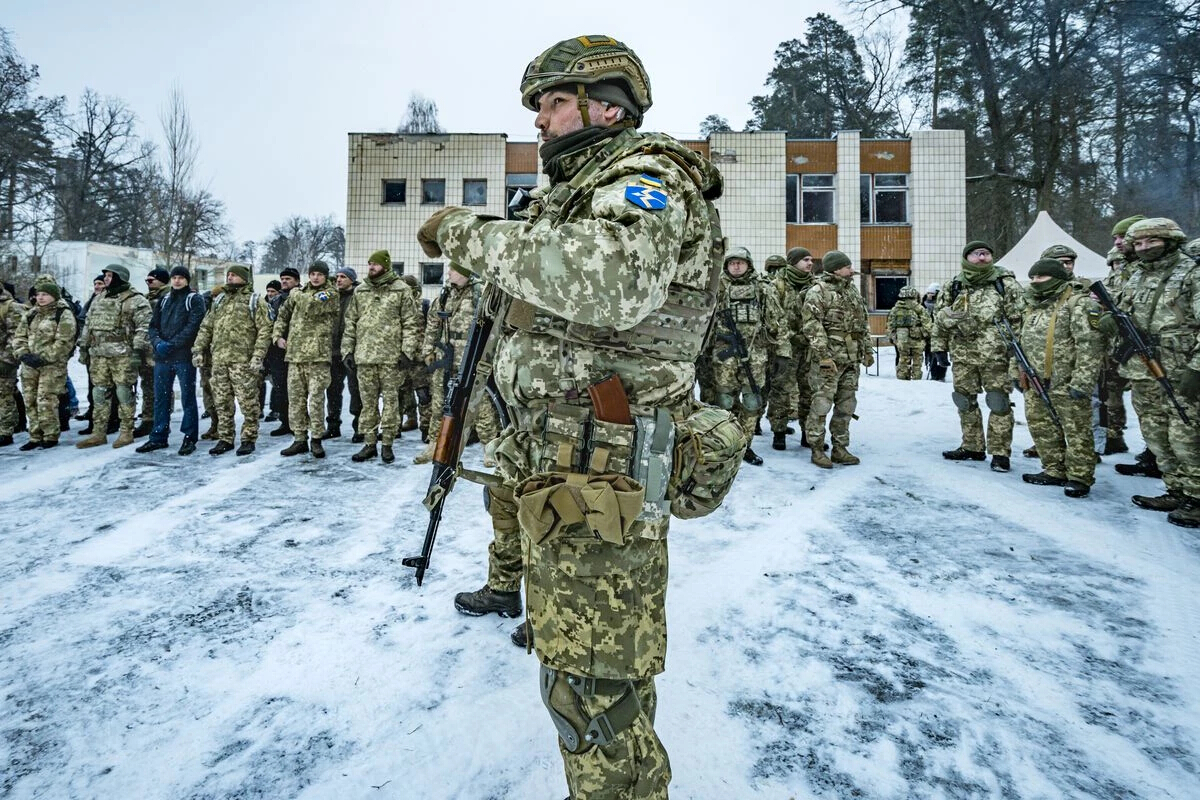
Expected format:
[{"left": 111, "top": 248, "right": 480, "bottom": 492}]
[{"left": 768, "top": 247, "right": 818, "bottom": 450}]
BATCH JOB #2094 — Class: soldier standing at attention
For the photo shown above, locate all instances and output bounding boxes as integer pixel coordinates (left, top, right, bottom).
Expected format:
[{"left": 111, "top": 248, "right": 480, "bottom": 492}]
[
  {"left": 326, "top": 265, "right": 361, "bottom": 441},
  {"left": 398, "top": 273, "right": 431, "bottom": 438},
  {"left": 887, "top": 284, "right": 931, "bottom": 380},
  {"left": 13, "top": 278, "right": 75, "bottom": 450},
  {"left": 801, "top": 250, "right": 872, "bottom": 468},
  {"left": 76, "top": 263, "right": 152, "bottom": 449},
  {"left": 417, "top": 34, "right": 724, "bottom": 798},
  {"left": 0, "top": 281, "right": 25, "bottom": 447},
  {"left": 341, "top": 250, "right": 420, "bottom": 464},
  {"left": 768, "top": 247, "right": 816, "bottom": 450},
  {"left": 1018, "top": 259, "right": 1104, "bottom": 497},
  {"left": 265, "top": 267, "right": 299, "bottom": 437},
  {"left": 931, "top": 241, "right": 1025, "bottom": 472}
]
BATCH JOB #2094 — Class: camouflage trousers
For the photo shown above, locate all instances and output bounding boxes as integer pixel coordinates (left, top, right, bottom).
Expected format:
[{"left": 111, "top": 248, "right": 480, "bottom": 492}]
[
  {"left": 805, "top": 359, "right": 859, "bottom": 448},
  {"left": 212, "top": 361, "right": 262, "bottom": 444},
  {"left": 286, "top": 361, "right": 331, "bottom": 440},
  {"left": 90, "top": 356, "right": 138, "bottom": 435},
  {"left": 766, "top": 346, "right": 811, "bottom": 433},
  {"left": 0, "top": 369, "right": 17, "bottom": 436},
  {"left": 20, "top": 363, "right": 66, "bottom": 443},
  {"left": 398, "top": 362, "right": 429, "bottom": 426},
  {"left": 1026, "top": 390, "right": 1095, "bottom": 485},
  {"left": 1098, "top": 358, "right": 1128, "bottom": 440},
  {"left": 199, "top": 360, "right": 215, "bottom": 419},
  {"left": 356, "top": 363, "right": 401, "bottom": 446},
  {"left": 485, "top": 483, "right": 522, "bottom": 592},
  {"left": 1130, "top": 379, "right": 1200, "bottom": 498},
  {"left": 894, "top": 335, "right": 925, "bottom": 380},
  {"left": 950, "top": 359, "right": 1013, "bottom": 456},
  {"left": 712, "top": 351, "right": 767, "bottom": 438},
  {"left": 426, "top": 367, "right": 500, "bottom": 445}
]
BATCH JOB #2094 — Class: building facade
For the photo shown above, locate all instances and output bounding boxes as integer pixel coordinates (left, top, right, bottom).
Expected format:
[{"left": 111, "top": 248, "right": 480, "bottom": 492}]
[
  {"left": 34, "top": 241, "right": 245, "bottom": 303},
  {"left": 345, "top": 129, "right": 966, "bottom": 323}
]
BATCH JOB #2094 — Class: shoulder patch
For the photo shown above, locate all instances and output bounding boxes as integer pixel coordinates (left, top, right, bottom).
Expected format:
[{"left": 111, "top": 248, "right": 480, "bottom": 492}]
[{"left": 625, "top": 182, "right": 668, "bottom": 210}]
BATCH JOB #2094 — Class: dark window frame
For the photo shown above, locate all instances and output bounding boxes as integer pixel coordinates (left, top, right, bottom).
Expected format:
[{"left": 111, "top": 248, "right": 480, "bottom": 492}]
[
  {"left": 462, "top": 179, "right": 487, "bottom": 206},
  {"left": 860, "top": 173, "right": 909, "bottom": 224},
  {"left": 421, "top": 178, "right": 446, "bottom": 205},
  {"left": 382, "top": 179, "right": 407, "bottom": 205},
  {"left": 786, "top": 173, "right": 836, "bottom": 224},
  {"left": 421, "top": 262, "right": 444, "bottom": 285}
]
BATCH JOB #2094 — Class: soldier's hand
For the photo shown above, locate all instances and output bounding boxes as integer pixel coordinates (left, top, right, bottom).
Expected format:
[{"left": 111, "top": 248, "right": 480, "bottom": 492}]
[
  {"left": 861, "top": 350, "right": 875, "bottom": 368},
  {"left": 1179, "top": 368, "right": 1200, "bottom": 401},
  {"left": 249, "top": 356, "right": 264, "bottom": 373},
  {"left": 275, "top": 337, "right": 287, "bottom": 349},
  {"left": 1096, "top": 312, "right": 1118, "bottom": 338},
  {"left": 19, "top": 353, "right": 45, "bottom": 368},
  {"left": 424, "top": 353, "right": 436, "bottom": 367},
  {"left": 1067, "top": 387, "right": 1090, "bottom": 401},
  {"left": 819, "top": 358, "right": 837, "bottom": 376},
  {"left": 1017, "top": 372, "right": 1030, "bottom": 392},
  {"left": 192, "top": 353, "right": 204, "bottom": 369},
  {"left": 418, "top": 207, "right": 458, "bottom": 258}
]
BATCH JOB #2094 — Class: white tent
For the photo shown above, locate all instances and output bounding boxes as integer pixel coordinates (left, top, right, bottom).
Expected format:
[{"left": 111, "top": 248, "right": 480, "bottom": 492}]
[{"left": 997, "top": 210, "right": 1108, "bottom": 280}]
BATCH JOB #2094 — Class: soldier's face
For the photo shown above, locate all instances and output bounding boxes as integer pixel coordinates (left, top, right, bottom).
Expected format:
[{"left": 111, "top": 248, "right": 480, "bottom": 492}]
[
  {"left": 265, "top": 287, "right": 278, "bottom": 298},
  {"left": 725, "top": 259, "right": 749, "bottom": 278},
  {"left": 309, "top": 271, "right": 327, "bottom": 287},
  {"left": 280, "top": 276, "right": 298, "bottom": 290},
  {"left": 367, "top": 262, "right": 385, "bottom": 278},
  {"left": 966, "top": 248, "right": 993, "bottom": 264},
  {"left": 226, "top": 272, "right": 245, "bottom": 286},
  {"left": 835, "top": 265, "right": 855, "bottom": 278},
  {"left": 1056, "top": 257, "right": 1075, "bottom": 273},
  {"left": 336, "top": 274, "right": 352, "bottom": 290},
  {"left": 798, "top": 256, "right": 814, "bottom": 271},
  {"left": 36, "top": 291, "right": 54, "bottom": 307},
  {"left": 1113, "top": 233, "right": 1126, "bottom": 250},
  {"left": 448, "top": 268, "right": 469, "bottom": 287},
  {"left": 1134, "top": 237, "right": 1167, "bottom": 260},
  {"left": 146, "top": 277, "right": 164, "bottom": 290},
  {"left": 1031, "top": 275, "right": 1051, "bottom": 285},
  {"left": 170, "top": 275, "right": 188, "bottom": 290},
  {"left": 103, "top": 272, "right": 115, "bottom": 286},
  {"left": 92, "top": 280, "right": 105, "bottom": 294},
  {"left": 534, "top": 89, "right": 616, "bottom": 141}
]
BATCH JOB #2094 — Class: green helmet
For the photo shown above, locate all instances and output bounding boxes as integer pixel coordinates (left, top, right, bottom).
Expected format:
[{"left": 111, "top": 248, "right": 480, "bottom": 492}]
[
  {"left": 1111, "top": 215, "right": 1146, "bottom": 238},
  {"left": 520, "top": 36, "right": 652, "bottom": 124},
  {"left": 102, "top": 263, "right": 130, "bottom": 282},
  {"left": 1041, "top": 244, "right": 1077, "bottom": 260},
  {"left": 764, "top": 254, "right": 787, "bottom": 272},
  {"left": 898, "top": 285, "right": 918, "bottom": 300},
  {"left": 1127, "top": 217, "right": 1187, "bottom": 243},
  {"left": 724, "top": 246, "right": 753, "bottom": 270},
  {"left": 1106, "top": 247, "right": 1127, "bottom": 266},
  {"left": 1184, "top": 238, "right": 1200, "bottom": 259}
]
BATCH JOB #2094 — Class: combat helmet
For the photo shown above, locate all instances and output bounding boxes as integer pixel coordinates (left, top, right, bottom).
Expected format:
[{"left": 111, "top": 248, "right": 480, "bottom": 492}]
[
  {"left": 1041, "top": 244, "right": 1077, "bottom": 260},
  {"left": 521, "top": 36, "right": 652, "bottom": 125},
  {"left": 1105, "top": 247, "right": 1127, "bottom": 267},
  {"left": 1126, "top": 217, "right": 1187, "bottom": 243},
  {"left": 764, "top": 254, "right": 787, "bottom": 273},
  {"left": 724, "top": 246, "right": 754, "bottom": 270},
  {"left": 898, "top": 285, "right": 919, "bottom": 300},
  {"left": 1184, "top": 239, "right": 1200, "bottom": 259}
]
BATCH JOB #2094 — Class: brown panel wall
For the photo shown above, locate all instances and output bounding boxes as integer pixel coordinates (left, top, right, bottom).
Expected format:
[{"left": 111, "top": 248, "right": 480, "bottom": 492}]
[
  {"left": 682, "top": 140, "right": 710, "bottom": 158},
  {"left": 785, "top": 141, "right": 837, "bottom": 173},
  {"left": 787, "top": 225, "right": 837, "bottom": 256},
  {"left": 860, "top": 140, "right": 910, "bottom": 173},
  {"left": 506, "top": 142, "right": 538, "bottom": 175},
  {"left": 861, "top": 226, "right": 912, "bottom": 261},
  {"left": 868, "top": 315, "right": 890, "bottom": 336}
]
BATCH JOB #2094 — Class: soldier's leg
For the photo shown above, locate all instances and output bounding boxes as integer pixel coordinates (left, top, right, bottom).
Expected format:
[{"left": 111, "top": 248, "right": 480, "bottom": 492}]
[
  {"left": 305, "top": 362, "right": 331, "bottom": 439},
  {"left": 1131, "top": 380, "right": 1173, "bottom": 483},
  {"left": 425, "top": 368, "right": 446, "bottom": 444},
  {"left": 231, "top": 363, "right": 263, "bottom": 443},
  {"left": 201, "top": 362, "right": 215, "bottom": 419},
  {"left": 486, "top": 483, "right": 522, "bottom": 592},
  {"left": 950, "top": 362, "right": 985, "bottom": 451},
  {"left": 828, "top": 363, "right": 861, "bottom": 448},
  {"left": 357, "top": 365, "right": 382, "bottom": 446},
  {"left": 414, "top": 368, "right": 431, "bottom": 434},
  {"left": 475, "top": 396, "right": 500, "bottom": 445},
  {"left": 398, "top": 371, "right": 416, "bottom": 424},
  {"left": 139, "top": 363, "right": 155, "bottom": 423},
  {"left": 1025, "top": 388, "right": 1066, "bottom": 478},
  {"left": 20, "top": 367, "right": 43, "bottom": 441},
  {"left": 735, "top": 356, "right": 767, "bottom": 439},
  {"left": 766, "top": 353, "right": 796, "bottom": 433},
  {"left": 1164, "top": 394, "right": 1200, "bottom": 522},
  {"left": 906, "top": 343, "right": 925, "bottom": 380},
  {"left": 378, "top": 364, "right": 401, "bottom": 445},
  {"left": 804, "top": 361, "right": 835, "bottom": 447},
  {"left": 114, "top": 359, "right": 137, "bottom": 433},
  {"left": 90, "top": 358, "right": 116, "bottom": 435},
  {"left": 982, "top": 362, "right": 1014, "bottom": 457},
  {"left": 286, "top": 361, "right": 309, "bottom": 439},
  {"left": 0, "top": 373, "right": 17, "bottom": 438},
  {"left": 349, "top": 364, "right": 363, "bottom": 434},
  {"left": 1062, "top": 394, "right": 1097, "bottom": 486},
  {"left": 35, "top": 365, "right": 67, "bottom": 442},
  {"left": 326, "top": 358, "right": 346, "bottom": 432},
  {"left": 710, "top": 357, "right": 744, "bottom": 430},
  {"left": 1101, "top": 363, "right": 1129, "bottom": 444},
  {"left": 793, "top": 349, "right": 812, "bottom": 432},
  {"left": 211, "top": 365, "right": 237, "bottom": 444}
]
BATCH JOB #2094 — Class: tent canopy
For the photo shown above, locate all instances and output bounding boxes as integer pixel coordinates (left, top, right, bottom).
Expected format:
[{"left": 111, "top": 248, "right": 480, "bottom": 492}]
[{"left": 997, "top": 210, "right": 1108, "bottom": 280}]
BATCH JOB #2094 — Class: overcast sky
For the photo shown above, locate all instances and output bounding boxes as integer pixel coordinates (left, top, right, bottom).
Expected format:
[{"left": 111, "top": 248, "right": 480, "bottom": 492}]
[{"left": 9, "top": 0, "right": 856, "bottom": 245}]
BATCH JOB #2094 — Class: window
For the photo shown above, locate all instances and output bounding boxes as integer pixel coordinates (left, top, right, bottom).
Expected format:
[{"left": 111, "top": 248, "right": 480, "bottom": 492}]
[
  {"left": 873, "top": 276, "right": 908, "bottom": 311},
  {"left": 421, "top": 179, "right": 445, "bottom": 205},
  {"left": 786, "top": 174, "right": 835, "bottom": 224},
  {"left": 383, "top": 179, "right": 406, "bottom": 204},
  {"left": 860, "top": 174, "right": 908, "bottom": 224},
  {"left": 506, "top": 173, "right": 538, "bottom": 220},
  {"left": 421, "top": 262, "right": 444, "bottom": 285},
  {"left": 463, "top": 179, "right": 487, "bottom": 206},
  {"left": 391, "top": 262, "right": 405, "bottom": 276}
]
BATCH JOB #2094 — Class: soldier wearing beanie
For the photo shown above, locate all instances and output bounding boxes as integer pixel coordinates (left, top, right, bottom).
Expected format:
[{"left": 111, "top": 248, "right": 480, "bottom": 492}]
[
  {"left": 396, "top": 272, "right": 429, "bottom": 436},
  {"left": 264, "top": 267, "right": 300, "bottom": 436},
  {"left": 1111, "top": 214, "right": 1146, "bottom": 261},
  {"left": 768, "top": 245, "right": 818, "bottom": 450},
  {"left": 12, "top": 278, "right": 76, "bottom": 449},
  {"left": 930, "top": 240, "right": 1025, "bottom": 472},
  {"left": 326, "top": 265, "right": 362, "bottom": 441}
]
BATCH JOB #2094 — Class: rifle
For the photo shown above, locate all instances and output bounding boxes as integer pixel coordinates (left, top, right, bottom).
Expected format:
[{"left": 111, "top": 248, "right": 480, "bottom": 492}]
[
  {"left": 995, "top": 317, "right": 1062, "bottom": 430},
  {"left": 427, "top": 338, "right": 455, "bottom": 375},
  {"left": 1090, "top": 280, "right": 1190, "bottom": 424},
  {"left": 403, "top": 287, "right": 508, "bottom": 586},
  {"left": 715, "top": 306, "right": 761, "bottom": 399}
]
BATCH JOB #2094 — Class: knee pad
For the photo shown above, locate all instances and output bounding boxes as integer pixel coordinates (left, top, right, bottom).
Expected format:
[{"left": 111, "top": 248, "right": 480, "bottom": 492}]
[
  {"left": 92, "top": 385, "right": 110, "bottom": 404},
  {"left": 951, "top": 391, "right": 975, "bottom": 412},
  {"left": 985, "top": 390, "right": 1011, "bottom": 414},
  {"left": 742, "top": 392, "right": 762, "bottom": 412},
  {"left": 715, "top": 392, "right": 735, "bottom": 411},
  {"left": 116, "top": 385, "right": 135, "bottom": 405},
  {"left": 539, "top": 666, "right": 641, "bottom": 754}
]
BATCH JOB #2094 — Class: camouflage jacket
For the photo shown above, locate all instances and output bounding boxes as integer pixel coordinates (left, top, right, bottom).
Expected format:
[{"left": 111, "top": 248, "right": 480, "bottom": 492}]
[
  {"left": 272, "top": 281, "right": 340, "bottom": 363},
  {"left": 887, "top": 299, "right": 932, "bottom": 344},
  {"left": 430, "top": 127, "right": 724, "bottom": 416},
  {"left": 421, "top": 279, "right": 481, "bottom": 369},
  {"left": 193, "top": 284, "right": 272, "bottom": 365},
  {"left": 930, "top": 269, "right": 1025, "bottom": 363},
  {"left": 0, "top": 287, "right": 25, "bottom": 369},
  {"left": 774, "top": 266, "right": 816, "bottom": 356},
  {"left": 79, "top": 287, "right": 152, "bottom": 359},
  {"left": 1113, "top": 249, "right": 1200, "bottom": 378},
  {"left": 342, "top": 270, "right": 420, "bottom": 365},
  {"left": 1019, "top": 285, "right": 1104, "bottom": 393},
  {"left": 14, "top": 300, "right": 77, "bottom": 365},
  {"left": 710, "top": 270, "right": 790, "bottom": 362},
  {"left": 801, "top": 274, "right": 871, "bottom": 365}
]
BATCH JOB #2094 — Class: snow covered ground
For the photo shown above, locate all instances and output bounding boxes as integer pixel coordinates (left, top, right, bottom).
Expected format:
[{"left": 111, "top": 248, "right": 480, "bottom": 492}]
[{"left": 2, "top": 358, "right": 1198, "bottom": 799}]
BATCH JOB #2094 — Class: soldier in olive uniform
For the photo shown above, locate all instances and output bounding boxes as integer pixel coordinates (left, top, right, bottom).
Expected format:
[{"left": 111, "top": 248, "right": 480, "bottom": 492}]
[
  {"left": 801, "top": 250, "right": 872, "bottom": 467},
  {"left": 1040, "top": 244, "right": 1091, "bottom": 293},
  {"left": 12, "top": 278, "right": 76, "bottom": 449},
  {"left": 135, "top": 267, "right": 171, "bottom": 437},
  {"left": 1018, "top": 259, "right": 1104, "bottom": 497},
  {"left": 192, "top": 266, "right": 272, "bottom": 456},
  {"left": 341, "top": 250, "right": 421, "bottom": 464},
  {"left": 768, "top": 247, "right": 817, "bottom": 450},
  {"left": 272, "top": 261, "right": 340, "bottom": 457},
  {"left": 417, "top": 34, "right": 725, "bottom": 799},
  {"left": 327, "top": 266, "right": 362, "bottom": 441},
  {"left": 1098, "top": 246, "right": 1133, "bottom": 455},
  {"left": 397, "top": 273, "right": 430, "bottom": 435},
  {"left": 0, "top": 282, "right": 25, "bottom": 447},
  {"left": 76, "top": 264, "right": 152, "bottom": 449},
  {"left": 887, "top": 285, "right": 931, "bottom": 380},
  {"left": 931, "top": 241, "right": 1025, "bottom": 472},
  {"left": 708, "top": 247, "right": 789, "bottom": 466}
]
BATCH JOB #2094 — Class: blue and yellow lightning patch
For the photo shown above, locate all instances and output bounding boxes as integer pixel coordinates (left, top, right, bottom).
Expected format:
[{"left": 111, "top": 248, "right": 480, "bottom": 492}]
[{"left": 625, "top": 175, "right": 668, "bottom": 210}]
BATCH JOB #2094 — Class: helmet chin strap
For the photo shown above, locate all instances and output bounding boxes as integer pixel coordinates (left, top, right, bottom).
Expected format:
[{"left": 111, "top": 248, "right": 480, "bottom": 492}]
[{"left": 576, "top": 84, "right": 591, "bottom": 127}]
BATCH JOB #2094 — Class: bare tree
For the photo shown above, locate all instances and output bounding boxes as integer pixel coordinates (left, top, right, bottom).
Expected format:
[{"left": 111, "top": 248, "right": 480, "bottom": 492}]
[
  {"left": 397, "top": 93, "right": 443, "bottom": 134},
  {"left": 259, "top": 215, "right": 344, "bottom": 274},
  {"left": 156, "top": 85, "right": 197, "bottom": 266}
]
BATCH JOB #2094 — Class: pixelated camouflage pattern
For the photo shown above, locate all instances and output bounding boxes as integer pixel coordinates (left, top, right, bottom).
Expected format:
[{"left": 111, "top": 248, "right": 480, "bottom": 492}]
[
  {"left": 193, "top": 285, "right": 272, "bottom": 365},
  {"left": 767, "top": 265, "right": 815, "bottom": 431},
  {"left": 357, "top": 363, "right": 401, "bottom": 445},
  {"left": 801, "top": 274, "right": 869, "bottom": 447},
  {"left": 89, "top": 356, "right": 137, "bottom": 434},
  {"left": 211, "top": 362, "right": 262, "bottom": 444},
  {"left": 343, "top": 270, "right": 420, "bottom": 364},
  {"left": 13, "top": 300, "right": 75, "bottom": 443},
  {"left": 272, "top": 281, "right": 340, "bottom": 363},
  {"left": 287, "top": 361, "right": 331, "bottom": 439},
  {"left": 20, "top": 364, "right": 67, "bottom": 443},
  {"left": 887, "top": 298, "right": 931, "bottom": 380},
  {"left": 79, "top": 287, "right": 151, "bottom": 359},
  {"left": 708, "top": 269, "right": 787, "bottom": 435},
  {"left": 1098, "top": 254, "right": 1135, "bottom": 439},
  {"left": 486, "top": 483, "right": 523, "bottom": 592}
]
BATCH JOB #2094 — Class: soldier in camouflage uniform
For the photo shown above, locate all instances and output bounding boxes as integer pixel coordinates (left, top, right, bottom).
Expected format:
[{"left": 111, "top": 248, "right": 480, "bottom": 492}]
[
  {"left": 135, "top": 268, "right": 171, "bottom": 437},
  {"left": 1098, "top": 246, "right": 1133, "bottom": 455},
  {"left": 413, "top": 265, "right": 500, "bottom": 465},
  {"left": 707, "top": 247, "right": 789, "bottom": 466},
  {"left": 756, "top": 253, "right": 788, "bottom": 438},
  {"left": 398, "top": 273, "right": 430, "bottom": 436},
  {"left": 326, "top": 266, "right": 362, "bottom": 441},
  {"left": 887, "top": 285, "right": 931, "bottom": 380},
  {"left": 1040, "top": 244, "right": 1091, "bottom": 293},
  {"left": 272, "top": 261, "right": 339, "bottom": 458},
  {"left": 192, "top": 265, "right": 272, "bottom": 456},
  {"left": 931, "top": 241, "right": 1025, "bottom": 472},
  {"left": 12, "top": 278, "right": 76, "bottom": 449},
  {"left": 1104, "top": 218, "right": 1200, "bottom": 527},
  {"left": 0, "top": 282, "right": 25, "bottom": 447},
  {"left": 417, "top": 34, "right": 725, "bottom": 799},
  {"left": 77, "top": 264, "right": 152, "bottom": 449},
  {"left": 767, "top": 247, "right": 817, "bottom": 450},
  {"left": 342, "top": 250, "right": 421, "bottom": 464},
  {"left": 1017, "top": 259, "right": 1104, "bottom": 497},
  {"left": 801, "top": 250, "right": 872, "bottom": 468}
]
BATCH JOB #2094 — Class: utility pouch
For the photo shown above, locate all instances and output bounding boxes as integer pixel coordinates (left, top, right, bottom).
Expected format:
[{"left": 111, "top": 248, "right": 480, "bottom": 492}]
[
  {"left": 669, "top": 402, "right": 749, "bottom": 519},
  {"left": 515, "top": 472, "right": 646, "bottom": 546},
  {"left": 631, "top": 408, "right": 674, "bottom": 522}
]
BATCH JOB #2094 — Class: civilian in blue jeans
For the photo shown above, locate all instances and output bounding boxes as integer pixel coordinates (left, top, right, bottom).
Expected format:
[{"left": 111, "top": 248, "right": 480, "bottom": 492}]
[{"left": 137, "top": 266, "right": 206, "bottom": 455}]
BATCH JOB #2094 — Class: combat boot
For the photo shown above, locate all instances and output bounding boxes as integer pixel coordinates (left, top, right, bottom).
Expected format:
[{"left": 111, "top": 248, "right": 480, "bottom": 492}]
[
  {"left": 380, "top": 444, "right": 395, "bottom": 464},
  {"left": 1103, "top": 435, "right": 1128, "bottom": 455},
  {"left": 1022, "top": 445, "right": 1039, "bottom": 458},
  {"left": 280, "top": 437, "right": 309, "bottom": 457},
  {"left": 401, "top": 415, "right": 418, "bottom": 432},
  {"left": 772, "top": 432, "right": 787, "bottom": 451},
  {"left": 132, "top": 420, "right": 153, "bottom": 438},
  {"left": 1063, "top": 481, "right": 1090, "bottom": 498},
  {"left": 511, "top": 621, "right": 532, "bottom": 649},
  {"left": 236, "top": 441, "right": 256, "bottom": 456},
  {"left": 1022, "top": 471, "right": 1067, "bottom": 486},
  {"left": 351, "top": 431, "right": 366, "bottom": 444},
  {"left": 785, "top": 425, "right": 795, "bottom": 435},
  {"left": 77, "top": 432, "right": 108, "bottom": 449},
  {"left": 112, "top": 428, "right": 135, "bottom": 448},
  {"left": 178, "top": 438, "right": 196, "bottom": 456},
  {"left": 754, "top": 418, "right": 763, "bottom": 436},
  {"left": 800, "top": 431, "right": 810, "bottom": 448},
  {"left": 352, "top": 443, "right": 377, "bottom": 462},
  {"left": 269, "top": 424, "right": 292, "bottom": 437},
  {"left": 990, "top": 455, "right": 1010, "bottom": 472},
  {"left": 454, "top": 584, "right": 522, "bottom": 618},
  {"left": 322, "top": 426, "right": 341, "bottom": 440},
  {"left": 310, "top": 438, "right": 325, "bottom": 459},
  {"left": 0, "top": 435, "right": 12, "bottom": 447},
  {"left": 1115, "top": 456, "right": 1162, "bottom": 478},
  {"left": 831, "top": 445, "right": 860, "bottom": 465},
  {"left": 811, "top": 446, "right": 832, "bottom": 469},
  {"left": 942, "top": 447, "right": 986, "bottom": 461},
  {"left": 1132, "top": 490, "right": 1184, "bottom": 512},
  {"left": 209, "top": 440, "right": 234, "bottom": 456},
  {"left": 743, "top": 446, "right": 763, "bottom": 466},
  {"left": 200, "top": 421, "right": 219, "bottom": 440},
  {"left": 1167, "top": 499, "right": 1200, "bottom": 528},
  {"left": 412, "top": 444, "right": 434, "bottom": 465},
  {"left": 19, "top": 440, "right": 41, "bottom": 451}
]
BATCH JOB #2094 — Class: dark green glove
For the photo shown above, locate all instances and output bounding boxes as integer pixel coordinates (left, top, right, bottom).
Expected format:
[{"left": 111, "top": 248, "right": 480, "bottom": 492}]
[
  {"left": 771, "top": 355, "right": 792, "bottom": 377},
  {"left": 1178, "top": 368, "right": 1200, "bottom": 402},
  {"left": 1096, "top": 313, "right": 1119, "bottom": 338}
]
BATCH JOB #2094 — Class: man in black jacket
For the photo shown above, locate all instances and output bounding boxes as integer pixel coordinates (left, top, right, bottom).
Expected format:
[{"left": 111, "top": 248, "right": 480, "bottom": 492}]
[{"left": 137, "top": 266, "right": 206, "bottom": 455}]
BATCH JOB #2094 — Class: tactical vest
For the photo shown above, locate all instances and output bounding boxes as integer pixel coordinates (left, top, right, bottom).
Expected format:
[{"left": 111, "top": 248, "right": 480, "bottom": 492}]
[
  {"left": 505, "top": 131, "right": 724, "bottom": 362},
  {"left": 725, "top": 279, "right": 762, "bottom": 327},
  {"left": 86, "top": 289, "right": 140, "bottom": 341},
  {"left": 891, "top": 303, "right": 921, "bottom": 328}
]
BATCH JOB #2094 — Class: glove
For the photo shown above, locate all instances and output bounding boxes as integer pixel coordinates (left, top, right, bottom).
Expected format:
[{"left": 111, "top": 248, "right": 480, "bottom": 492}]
[
  {"left": 1096, "top": 313, "right": 1119, "bottom": 338},
  {"left": 818, "top": 358, "right": 837, "bottom": 376},
  {"left": 77, "top": 349, "right": 89, "bottom": 367},
  {"left": 128, "top": 353, "right": 143, "bottom": 372},
  {"left": 771, "top": 355, "right": 792, "bottom": 377},
  {"left": 933, "top": 351, "right": 950, "bottom": 368},
  {"left": 417, "top": 207, "right": 464, "bottom": 258},
  {"left": 1178, "top": 368, "right": 1200, "bottom": 402},
  {"left": 249, "top": 356, "right": 264, "bottom": 373},
  {"left": 19, "top": 353, "right": 45, "bottom": 368},
  {"left": 1016, "top": 372, "right": 1030, "bottom": 393},
  {"left": 861, "top": 349, "right": 875, "bottom": 368},
  {"left": 154, "top": 341, "right": 171, "bottom": 358},
  {"left": 1067, "top": 387, "right": 1090, "bottom": 401},
  {"left": 343, "top": 353, "right": 356, "bottom": 372},
  {"left": 397, "top": 354, "right": 414, "bottom": 370},
  {"left": 192, "top": 352, "right": 205, "bottom": 369}
]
